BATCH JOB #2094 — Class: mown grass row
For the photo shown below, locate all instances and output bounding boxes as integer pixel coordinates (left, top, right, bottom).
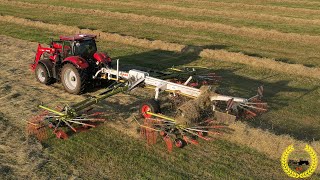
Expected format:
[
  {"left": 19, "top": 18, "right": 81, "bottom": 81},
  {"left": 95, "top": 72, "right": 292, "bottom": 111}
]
[
  {"left": 2, "top": 16, "right": 320, "bottom": 178},
  {"left": 2, "top": 20, "right": 320, "bottom": 149},
  {"left": 0, "top": 25, "right": 292, "bottom": 179},
  {"left": 8, "top": 0, "right": 320, "bottom": 36},
  {"left": 116, "top": 0, "right": 320, "bottom": 19},
  {"left": 1, "top": 12, "right": 319, "bottom": 143},
  {"left": 2, "top": 14, "right": 320, "bottom": 80},
  {"left": 0, "top": 1, "right": 319, "bottom": 68}
]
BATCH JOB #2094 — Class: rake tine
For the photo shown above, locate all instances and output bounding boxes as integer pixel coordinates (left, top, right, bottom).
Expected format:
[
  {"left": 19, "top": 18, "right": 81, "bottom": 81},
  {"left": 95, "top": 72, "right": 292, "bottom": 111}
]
[
  {"left": 68, "top": 120, "right": 96, "bottom": 128},
  {"left": 245, "top": 102, "right": 268, "bottom": 105},
  {"left": 63, "top": 119, "right": 77, "bottom": 132},
  {"left": 140, "top": 125, "right": 161, "bottom": 132},
  {"left": 54, "top": 120, "right": 62, "bottom": 132},
  {"left": 239, "top": 106, "right": 257, "bottom": 117},
  {"left": 72, "top": 118, "right": 106, "bottom": 121},
  {"left": 240, "top": 104, "right": 267, "bottom": 111},
  {"left": 183, "top": 128, "right": 211, "bottom": 141},
  {"left": 84, "top": 112, "right": 105, "bottom": 117},
  {"left": 186, "top": 128, "right": 209, "bottom": 133}
]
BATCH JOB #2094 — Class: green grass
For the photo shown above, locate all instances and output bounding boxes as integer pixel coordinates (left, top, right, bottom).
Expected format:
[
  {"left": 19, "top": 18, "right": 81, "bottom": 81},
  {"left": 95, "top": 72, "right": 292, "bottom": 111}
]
[
  {"left": 1, "top": 1, "right": 320, "bottom": 68},
  {"left": 1, "top": 21, "right": 320, "bottom": 141},
  {"left": 11, "top": 0, "right": 320, "bottom": 35},
  {"left": 38, "top": 125, "right": 289, "bottom": 179},
  {"left": 102, "top": 0, "right": 320, "bottom": 19},
  {"left": 1, "top": 1, "right": 320, "bottom": 178}
]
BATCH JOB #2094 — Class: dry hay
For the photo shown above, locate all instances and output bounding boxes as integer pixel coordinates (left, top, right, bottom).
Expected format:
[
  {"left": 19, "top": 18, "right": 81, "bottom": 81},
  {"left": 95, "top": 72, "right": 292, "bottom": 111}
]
[
  {"left": 176, "top": 86, "right": 215, "bottom": 125},
  {"left": 200, "top": 49, "right": 320, "bottom": 80},
  {"left": 69, "top": 0, "right": 320, "bottom": 26},
  {"left": 2, "top": 0, "right": 320, "bottom": 46},
  {"left": 0, "top": 15, "right": 184, "bottom": 52},
  {"left": 158, "top": 0, "right": 320, "bottom": 15},
  {"left": 0, "top": 114, "right": 48, "bottom": 179},
  {"left": 2, "top": 15, "right": 320, "bottom": 80},
  {"left": 225, "top": 121, "right": 320, "bottom": 173}
]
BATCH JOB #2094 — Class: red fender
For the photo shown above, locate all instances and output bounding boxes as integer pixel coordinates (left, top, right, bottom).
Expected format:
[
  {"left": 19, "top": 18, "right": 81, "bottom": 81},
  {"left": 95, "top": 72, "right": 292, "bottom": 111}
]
[
  {"left": 30, "top": 44, "right": 55, "bottom": 71},
  {"left": 93, "top": 52, "right": 111, "bottom": 64},
  {"left": 63, "top": 56, "right": 89, "bottom": 69}
]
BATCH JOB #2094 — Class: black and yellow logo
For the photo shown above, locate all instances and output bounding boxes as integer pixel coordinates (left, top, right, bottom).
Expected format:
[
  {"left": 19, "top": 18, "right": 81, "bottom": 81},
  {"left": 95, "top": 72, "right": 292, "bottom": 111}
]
[{"left": 281, "top": 144, "right": 318, "bottom": 178}]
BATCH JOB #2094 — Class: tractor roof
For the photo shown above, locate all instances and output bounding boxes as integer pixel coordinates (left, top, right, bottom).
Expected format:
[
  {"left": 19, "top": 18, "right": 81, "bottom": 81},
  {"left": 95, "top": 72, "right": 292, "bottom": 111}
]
[{"left": 59, "top": 34, "right": 96, "bottom": 41}]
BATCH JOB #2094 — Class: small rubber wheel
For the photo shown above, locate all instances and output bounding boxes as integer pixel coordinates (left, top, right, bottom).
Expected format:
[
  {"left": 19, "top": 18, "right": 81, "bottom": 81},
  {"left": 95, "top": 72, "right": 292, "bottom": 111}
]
[
  {"left": 159, "top": 131, "right": 167, "bottom": 137},
  {"left": 54, "top": 130, "right": 68, "bottom": 140},
  {"left": 35, "top": 63, "right": 53, "bottom": 85},
  {"left": 140, "top": 99, "right": 160, "bottom": 118},
  {"left": 61, "top": 64, "right": 87, "bottom": 94},
  {"left": 175, "top": 138, "right": 186, "bottom": 148}
]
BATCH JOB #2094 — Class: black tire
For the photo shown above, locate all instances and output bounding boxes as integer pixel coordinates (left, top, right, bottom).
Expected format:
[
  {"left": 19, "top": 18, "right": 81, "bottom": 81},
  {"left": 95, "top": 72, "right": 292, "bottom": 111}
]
[
  {"left": 61, "top": 63, "right": 88, "bottom": 94},
  {"left": 140, "top": 99, "right": 160, "bottom": 118},
  {"left": 35, "top": 63, "right": 54, "bottom": 85},
  {"left": 175, "top": 138, "right": 186, "bottom": 148}
]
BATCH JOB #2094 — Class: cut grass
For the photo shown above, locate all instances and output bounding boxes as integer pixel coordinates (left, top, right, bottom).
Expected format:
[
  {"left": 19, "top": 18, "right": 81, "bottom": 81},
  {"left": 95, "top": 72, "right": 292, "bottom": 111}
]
[
  {"left": 1, "top": 20, "right": 320, "bottom": 142},
  {"left": 39, "top": 125, "right": 289, "bottom": 179},
  {"left": 2, "top": 15, "right": 320, "bottom": 80},
  {"left": 9, "top": 0, "right": 320, "bottom": 34},
  {"left": 1, "top": 1, "right": 320, "bottom": 178},
  {"left": 0, "top": 2, "right": 320, "bottom": 68}
]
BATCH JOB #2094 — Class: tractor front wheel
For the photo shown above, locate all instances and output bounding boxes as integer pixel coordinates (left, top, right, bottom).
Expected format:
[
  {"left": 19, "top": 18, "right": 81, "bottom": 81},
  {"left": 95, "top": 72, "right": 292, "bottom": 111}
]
[
  {"left": 35, "top": 63, "right": 53, "bottom": 85},
  {"left": 61, "top": 64, "right": 87, "bottom": 94},
  {"left": 140, "top": 99, "right": 160, "bottom": 118}
]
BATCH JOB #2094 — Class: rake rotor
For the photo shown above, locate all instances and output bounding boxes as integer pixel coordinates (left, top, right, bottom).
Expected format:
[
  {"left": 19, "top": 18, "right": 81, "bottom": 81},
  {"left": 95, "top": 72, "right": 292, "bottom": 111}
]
[
  {"left": 26, "top": 84, "right": 128, "bottom": 140},
  {"left": 224, "top": 86, "right": 268, "bottom": 120},
  {"left": 138, "top": 113, "right": 230, "bottom": 152}
]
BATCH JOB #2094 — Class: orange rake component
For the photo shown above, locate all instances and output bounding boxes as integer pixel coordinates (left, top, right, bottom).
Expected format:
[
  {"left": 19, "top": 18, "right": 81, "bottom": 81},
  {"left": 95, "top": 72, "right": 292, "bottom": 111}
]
[
  {"left": 26, "top": 111, "right": 49, "bottom": 141},
  {"left": 140, "top": 118, "right": 158, "bottom": 145},
  {"left": 240, "top": 98, "right": 268, "bottom": 119}
]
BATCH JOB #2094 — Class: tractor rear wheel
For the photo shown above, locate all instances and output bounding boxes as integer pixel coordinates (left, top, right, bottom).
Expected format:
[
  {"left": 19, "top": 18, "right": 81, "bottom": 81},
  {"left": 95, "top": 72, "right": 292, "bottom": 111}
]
[
  {"left": 35, "top": 63, "right": 54, "bottom": 85},
  {"left": 61, "top": 64, "right": 88, "bottom": 94},
  {"left": 140, "top": 99, "right": 160, "bottom": 118}
]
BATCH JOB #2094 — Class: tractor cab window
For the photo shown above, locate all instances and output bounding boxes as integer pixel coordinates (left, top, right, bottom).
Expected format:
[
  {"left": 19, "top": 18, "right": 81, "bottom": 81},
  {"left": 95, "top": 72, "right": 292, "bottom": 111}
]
[{"left": 73, "top": 40, "right": 97, "bottom": 58}]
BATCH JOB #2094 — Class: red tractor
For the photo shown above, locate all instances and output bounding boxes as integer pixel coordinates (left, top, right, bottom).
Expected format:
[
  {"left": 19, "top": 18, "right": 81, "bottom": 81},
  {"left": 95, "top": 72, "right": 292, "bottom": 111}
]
[{"left": 30, "top": 34, "right": 112, "bottom": 94}]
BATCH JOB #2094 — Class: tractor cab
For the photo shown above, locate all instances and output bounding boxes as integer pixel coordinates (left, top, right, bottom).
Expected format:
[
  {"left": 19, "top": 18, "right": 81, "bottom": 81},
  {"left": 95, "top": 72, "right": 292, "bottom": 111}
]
[{"left": 51, "top": 34, "right": 98, "bottom": 60}]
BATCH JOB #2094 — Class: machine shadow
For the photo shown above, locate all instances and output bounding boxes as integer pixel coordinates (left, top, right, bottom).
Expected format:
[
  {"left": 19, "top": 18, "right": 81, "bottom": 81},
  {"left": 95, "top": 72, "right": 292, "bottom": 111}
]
[{"left": 97, "top": 46, "right": 315, "bottom": 141}]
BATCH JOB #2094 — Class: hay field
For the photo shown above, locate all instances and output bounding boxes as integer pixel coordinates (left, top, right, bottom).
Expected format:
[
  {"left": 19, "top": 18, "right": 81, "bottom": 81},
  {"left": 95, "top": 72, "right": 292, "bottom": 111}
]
[{"left": 0, "top": 0, "right": 320, "bottom": 179}]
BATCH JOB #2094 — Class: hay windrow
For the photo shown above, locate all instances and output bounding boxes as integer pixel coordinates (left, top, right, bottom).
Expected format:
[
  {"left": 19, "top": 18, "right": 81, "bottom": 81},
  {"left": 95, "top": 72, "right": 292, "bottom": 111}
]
[
  {"left": 69, "top": 0, "right": 320, "bottom": 26},
  {"left": 2, "top": 15, "right": 320, "bottom": 80},
  {"left": 226, "top": 121, "right": 320, "bottom": 172},
  {"left": 200, "top": 49, "right": 320, "bottom": 80},
  {"left": 0, "top": 15, "right": 185, "bottom": 52},
  {"left": 155, "top": 0, "right": 320, "bottom": 15},
  {"left": 2, "top": 0, "right": 320, "bottom": 45}
]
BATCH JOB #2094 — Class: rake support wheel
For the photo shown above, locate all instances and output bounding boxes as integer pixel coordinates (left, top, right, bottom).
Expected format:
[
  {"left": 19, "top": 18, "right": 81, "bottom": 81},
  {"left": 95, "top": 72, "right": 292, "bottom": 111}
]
[
  {"left": 140, "top": 99, "right": 160, "bottom": 118},
  {"left": 175, "top": 138, "right": 186, "bottom": 148}
]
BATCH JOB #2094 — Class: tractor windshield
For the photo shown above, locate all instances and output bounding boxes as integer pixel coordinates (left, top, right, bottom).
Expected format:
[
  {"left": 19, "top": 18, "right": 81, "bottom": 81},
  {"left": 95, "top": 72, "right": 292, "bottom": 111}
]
[{"left": 73, "top": 39, "right": 97, "bottom": 58}]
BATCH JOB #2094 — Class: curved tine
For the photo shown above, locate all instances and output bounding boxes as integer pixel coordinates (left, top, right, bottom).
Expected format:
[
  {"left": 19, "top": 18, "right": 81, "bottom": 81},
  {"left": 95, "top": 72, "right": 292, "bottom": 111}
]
[
  {"left": 72, "top": 118, "right": 105, "bottom": 121},
  {"left": 68, "top": 120, "right": 95, "bottom": 127},
  {"left": 239, "top": 104, "right": 267, "bottom": 111},
  {"left": 54, "top": 120, "right": 62, "bottom": 131},
  {"left": 238, "top": 105, "right": 256, "bottom": 114},
  {"left": 245, "top": 102, "right": 268, "bottom": 105},
  {"left": 62, "top": 120, "right": 77, "bottom": 132}
]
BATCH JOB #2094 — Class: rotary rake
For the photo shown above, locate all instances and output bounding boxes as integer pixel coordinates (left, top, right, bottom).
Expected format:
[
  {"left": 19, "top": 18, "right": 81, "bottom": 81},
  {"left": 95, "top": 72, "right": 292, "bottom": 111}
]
[
  {"left": 26, "top": 83, "right": 128, "bottom": 140},
  {"left": 137, "top": 113, "right": 231, "bottom": 152},
  {"left": 27, "top": 60, "right": 267, "bottom": 151}
]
